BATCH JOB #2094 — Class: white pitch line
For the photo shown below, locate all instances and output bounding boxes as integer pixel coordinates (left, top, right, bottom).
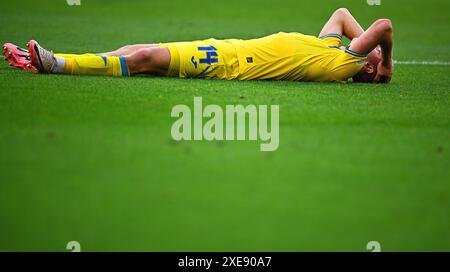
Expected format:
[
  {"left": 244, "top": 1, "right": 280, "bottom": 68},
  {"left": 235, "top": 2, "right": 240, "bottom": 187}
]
[{"left": 393, "top": 60, "right": 450, "bottom": 66}]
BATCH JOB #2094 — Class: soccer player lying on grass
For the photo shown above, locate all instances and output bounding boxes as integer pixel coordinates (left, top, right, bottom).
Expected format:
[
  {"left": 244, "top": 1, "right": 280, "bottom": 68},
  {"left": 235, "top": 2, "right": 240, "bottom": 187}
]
[{"left": 3, "top": 8, "right": 393, "bottom": 83}]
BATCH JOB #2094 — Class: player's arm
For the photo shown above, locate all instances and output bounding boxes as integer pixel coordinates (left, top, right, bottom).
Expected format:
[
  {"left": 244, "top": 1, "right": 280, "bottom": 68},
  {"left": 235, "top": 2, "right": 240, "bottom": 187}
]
[
  {"left": 349, "top": 19, "right": 394, "bottom": 83},
  {"left": 319, "top": 8, "right": 364, "bottom": 39}
]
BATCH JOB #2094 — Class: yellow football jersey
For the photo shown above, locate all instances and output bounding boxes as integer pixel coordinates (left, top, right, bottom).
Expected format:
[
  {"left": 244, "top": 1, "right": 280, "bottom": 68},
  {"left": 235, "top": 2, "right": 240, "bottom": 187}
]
[{"left": 163, "top": 32, "right": 366, "bottom": 83}]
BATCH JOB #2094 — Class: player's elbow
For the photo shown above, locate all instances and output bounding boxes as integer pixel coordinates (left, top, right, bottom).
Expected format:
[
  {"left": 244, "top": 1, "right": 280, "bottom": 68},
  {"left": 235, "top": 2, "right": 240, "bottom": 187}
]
[
  {"left": 375, "top": 19, "right": 393, "bottom": 32},
  {"left": 334, "top": 7, "right": 350, "bottom": 16}
]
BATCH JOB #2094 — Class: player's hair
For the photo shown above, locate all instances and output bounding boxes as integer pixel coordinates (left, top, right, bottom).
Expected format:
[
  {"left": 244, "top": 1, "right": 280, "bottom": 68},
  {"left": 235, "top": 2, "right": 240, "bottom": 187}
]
[{"left": 352, "top": 63, "right": 378, "bottom": 83}]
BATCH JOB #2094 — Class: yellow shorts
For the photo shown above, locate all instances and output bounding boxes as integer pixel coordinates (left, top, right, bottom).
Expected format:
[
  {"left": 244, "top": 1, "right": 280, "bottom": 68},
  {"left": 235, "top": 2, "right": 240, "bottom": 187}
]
[{"left": 161, "top": 39, "right": 239, "bottom": 79}]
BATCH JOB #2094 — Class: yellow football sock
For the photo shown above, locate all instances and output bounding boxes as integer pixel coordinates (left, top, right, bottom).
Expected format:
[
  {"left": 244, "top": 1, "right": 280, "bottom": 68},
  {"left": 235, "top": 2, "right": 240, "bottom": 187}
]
[{"left": 63, "top": 55, "right": 129, "bottom": 77}]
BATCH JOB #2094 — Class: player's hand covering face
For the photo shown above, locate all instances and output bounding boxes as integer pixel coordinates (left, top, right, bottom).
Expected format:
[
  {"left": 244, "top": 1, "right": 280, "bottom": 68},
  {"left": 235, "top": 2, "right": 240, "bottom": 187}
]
[{"left": 374, "top": 59, "right": 393, "bottom": 83}]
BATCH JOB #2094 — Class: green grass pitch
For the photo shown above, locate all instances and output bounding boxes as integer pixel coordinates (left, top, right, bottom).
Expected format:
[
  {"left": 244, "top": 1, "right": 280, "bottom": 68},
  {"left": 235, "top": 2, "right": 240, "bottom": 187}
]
[{"left": 0, "top": 0, "right": 449, "bottom": 251}]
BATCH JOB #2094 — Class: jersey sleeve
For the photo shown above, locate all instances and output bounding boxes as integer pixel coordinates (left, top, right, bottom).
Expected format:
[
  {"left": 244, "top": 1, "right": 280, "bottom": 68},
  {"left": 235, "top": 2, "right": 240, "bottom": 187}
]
[{"left": 319, "top": 33, "right": 342, "bottom": 47}]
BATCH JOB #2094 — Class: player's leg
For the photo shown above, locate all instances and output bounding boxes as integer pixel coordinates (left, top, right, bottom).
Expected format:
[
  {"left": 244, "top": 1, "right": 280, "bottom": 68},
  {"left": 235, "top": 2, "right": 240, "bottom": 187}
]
[
  {"left": 28, "top": 40, "right": 128, "bottom": 76},
  {"left": 63, "top": 46, "right": 171, "bottom": 76},
  {"left": 102, "top": 44, "right": 160, "bottom": 56},
  {"left": 124, "top": 46, "right": 170, "bottom": 76},
  {"left": 51, "top": 44, "right": 160, "bottom": 59},
  {"left": 46, "top": 44, "right": 160, "bottom": 59},
  {"left": 319, "top": 8, "right": 364, "bottom": 39},
  {"left": 28, "top": 40, "right": 170, "bottom": 77}
]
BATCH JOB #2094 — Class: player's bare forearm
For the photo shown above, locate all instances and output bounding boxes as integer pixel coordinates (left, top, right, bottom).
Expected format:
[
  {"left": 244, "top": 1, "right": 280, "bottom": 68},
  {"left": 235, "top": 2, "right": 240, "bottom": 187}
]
[
  {"left": 349, "top": 19, "right": 394, "bottom": 83},
  {"left": 379, "top": 25, "right": 393, "bottom": 65},
  {"left": 341, "top": 9, "right": 364, "bottom": 39},
  {"left": 376, "top": 22, "right": 394, "bottom": 83},
  {"left": 319, "top": 8, "right": 364, "bottom": 40},
  {"left": 349, "top": 19, "right": 393, "bottom": 56}
]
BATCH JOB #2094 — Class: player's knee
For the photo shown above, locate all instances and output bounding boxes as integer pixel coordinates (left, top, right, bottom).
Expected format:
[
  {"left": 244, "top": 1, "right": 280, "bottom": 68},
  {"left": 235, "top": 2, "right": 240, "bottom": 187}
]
[
  {"left": 129, "top": 47, "right": 159, "bottom": 74},
  {"left": 136, "top": 48, "right": 155, "bottom": 63},
  {"left": 375, "top": 19, "right": 393, "bottom": 31}
]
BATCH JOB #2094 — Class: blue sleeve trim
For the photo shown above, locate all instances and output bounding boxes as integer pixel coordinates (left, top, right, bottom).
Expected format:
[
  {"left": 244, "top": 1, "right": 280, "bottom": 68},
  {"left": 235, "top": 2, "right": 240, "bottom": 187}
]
[
  {"left": 319, "top": 33, "right": 342, "bottom": 40},
  {"left": 119, "top": 56, "right": 129, "bottom": 77},
  {"left": 345, "top": 47, "right": 367, "bottom": 58}
]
